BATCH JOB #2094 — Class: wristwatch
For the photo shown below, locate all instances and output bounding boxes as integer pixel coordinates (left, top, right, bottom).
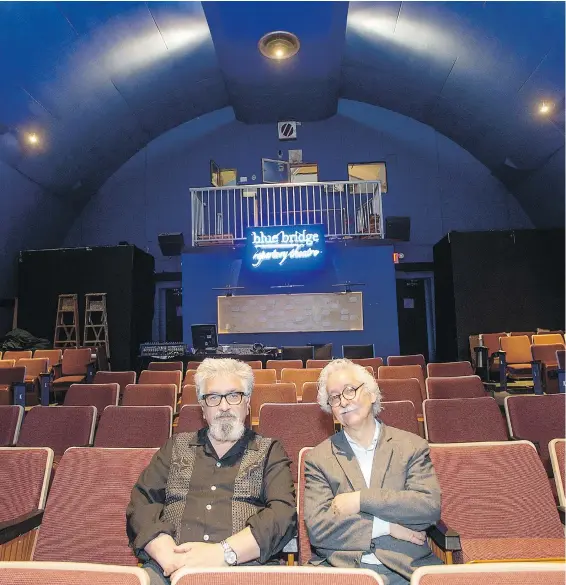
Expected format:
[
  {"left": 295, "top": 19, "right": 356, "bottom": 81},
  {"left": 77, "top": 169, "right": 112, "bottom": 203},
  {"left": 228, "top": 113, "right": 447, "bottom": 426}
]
[{"left": 220, "top": 540, "right": 238, "bottom": 566}]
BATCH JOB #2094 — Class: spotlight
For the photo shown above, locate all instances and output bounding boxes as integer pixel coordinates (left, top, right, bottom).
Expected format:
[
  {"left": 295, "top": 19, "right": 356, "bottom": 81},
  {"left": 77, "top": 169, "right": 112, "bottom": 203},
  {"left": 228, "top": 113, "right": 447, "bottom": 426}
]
[
  {"left": 258, "top": 31, "right": 300, "bottom": 60},
  {"left": 539, "top": 101, "right": 554, "bottom": 115},
  {"left": 27, "top": 133, "right": 39, "bottom": 145}
]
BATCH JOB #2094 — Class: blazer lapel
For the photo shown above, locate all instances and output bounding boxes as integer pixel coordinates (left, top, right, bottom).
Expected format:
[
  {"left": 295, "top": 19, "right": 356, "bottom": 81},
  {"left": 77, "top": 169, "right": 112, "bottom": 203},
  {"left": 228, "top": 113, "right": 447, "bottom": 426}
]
[
  {"left": 370, "top": 423, "right": 394, "bottom": 488},
  {"left": 330, "top": 431, "right": 367, "bottom": 492}
]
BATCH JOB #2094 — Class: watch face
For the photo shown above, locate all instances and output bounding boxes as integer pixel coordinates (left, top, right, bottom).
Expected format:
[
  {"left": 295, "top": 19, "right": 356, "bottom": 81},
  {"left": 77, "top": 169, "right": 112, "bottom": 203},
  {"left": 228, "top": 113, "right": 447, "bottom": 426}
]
[{"left": 225, "top": 550, "right": 237, "bottom": 565}]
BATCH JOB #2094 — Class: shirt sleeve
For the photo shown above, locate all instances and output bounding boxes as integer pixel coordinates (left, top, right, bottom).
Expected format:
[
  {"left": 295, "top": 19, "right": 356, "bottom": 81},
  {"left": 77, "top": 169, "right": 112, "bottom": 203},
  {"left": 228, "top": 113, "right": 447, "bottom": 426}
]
[
  {"left": 372, "top": 516, "right": 390, "bottom": 538},
  {"left": 126, "top": 438, "right": 177, "bottom": 556},
  {"left": 245, "top": 440, "right": 297, "bottom": 563}
]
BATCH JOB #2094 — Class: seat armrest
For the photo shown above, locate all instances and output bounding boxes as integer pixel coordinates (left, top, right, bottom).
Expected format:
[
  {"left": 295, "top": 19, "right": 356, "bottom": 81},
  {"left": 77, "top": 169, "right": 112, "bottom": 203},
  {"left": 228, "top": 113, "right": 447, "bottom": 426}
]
[
  {"left": 51, "top": 363, "right": 62, "bottom": 379},
  {"left": 558, "top": 506, "right": 565, "bottom": 525},
  {"left": 531, "top": 360, "right": 543, "bottom": 394},
  {"left": 426, "top": 520, "right": 461, "bottom": 551},
  {"left": 0, "top": 509, "right": 44, "bottom": 545},
  {"left": 86, "top": 362, "right": 96, "bottom": 383}
]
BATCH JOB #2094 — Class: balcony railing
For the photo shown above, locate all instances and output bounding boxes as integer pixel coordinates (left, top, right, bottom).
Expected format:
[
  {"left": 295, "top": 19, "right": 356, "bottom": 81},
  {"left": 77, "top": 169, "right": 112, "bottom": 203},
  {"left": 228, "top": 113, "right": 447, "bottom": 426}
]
[{"left": 190, "top": 180, "right": 383, "bottom": 246}]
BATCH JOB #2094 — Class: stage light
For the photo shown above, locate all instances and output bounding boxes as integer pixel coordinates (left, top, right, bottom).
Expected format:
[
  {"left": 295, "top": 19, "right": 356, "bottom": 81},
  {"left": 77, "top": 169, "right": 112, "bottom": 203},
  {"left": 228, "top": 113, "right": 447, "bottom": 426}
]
[{"left": 258, "top": 31, "right": 300, "bottom": 60}]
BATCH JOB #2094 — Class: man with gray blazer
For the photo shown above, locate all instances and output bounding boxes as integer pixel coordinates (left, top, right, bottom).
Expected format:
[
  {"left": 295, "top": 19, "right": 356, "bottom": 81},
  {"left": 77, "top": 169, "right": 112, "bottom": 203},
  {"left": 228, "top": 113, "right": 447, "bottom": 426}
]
[{"left": 304, "top": 359, "right": 442, "bottom": 585}]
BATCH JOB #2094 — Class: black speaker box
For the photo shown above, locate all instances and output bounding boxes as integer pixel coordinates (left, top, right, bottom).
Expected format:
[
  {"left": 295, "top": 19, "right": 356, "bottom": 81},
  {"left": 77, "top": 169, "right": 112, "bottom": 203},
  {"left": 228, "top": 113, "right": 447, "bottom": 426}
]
[
  {"left": 158, "top": 233, "right": 184, "bottom": 256},
  {"left": 385, "top": 217, "right": 411, "bottom": 241}
]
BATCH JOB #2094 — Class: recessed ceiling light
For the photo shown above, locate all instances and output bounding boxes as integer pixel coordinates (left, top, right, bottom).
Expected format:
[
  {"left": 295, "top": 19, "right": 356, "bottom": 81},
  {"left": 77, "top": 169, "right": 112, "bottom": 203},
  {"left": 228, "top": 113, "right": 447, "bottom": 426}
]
[
  {"left": 27, "top": 133, "right": 39, "bottom": 145},
  {"left": 258, "top": 31, "right": 300, "bottom": 61},
  {"left": 539, "top": 101, "right": 554, "bottom": 115}
]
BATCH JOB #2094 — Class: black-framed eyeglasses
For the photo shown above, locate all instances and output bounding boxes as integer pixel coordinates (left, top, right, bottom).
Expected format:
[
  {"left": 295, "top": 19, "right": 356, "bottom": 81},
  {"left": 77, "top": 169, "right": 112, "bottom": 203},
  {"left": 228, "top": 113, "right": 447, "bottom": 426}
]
[
  {"left": 327, "top": 383, "right": 364, "bottom": 408},
  {"left": 201, "top": 392, "right": 246, "bottom": 407}
]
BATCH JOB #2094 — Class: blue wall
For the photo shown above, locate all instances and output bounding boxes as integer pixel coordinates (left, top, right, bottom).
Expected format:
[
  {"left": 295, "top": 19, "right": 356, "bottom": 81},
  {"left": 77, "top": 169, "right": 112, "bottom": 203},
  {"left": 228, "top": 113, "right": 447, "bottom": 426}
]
[
  {"left": 182, "top": 242, "right": 399, "bottom": 360},
  {"left": 64, "top": 100, "right": 533, "bottom": 274}
]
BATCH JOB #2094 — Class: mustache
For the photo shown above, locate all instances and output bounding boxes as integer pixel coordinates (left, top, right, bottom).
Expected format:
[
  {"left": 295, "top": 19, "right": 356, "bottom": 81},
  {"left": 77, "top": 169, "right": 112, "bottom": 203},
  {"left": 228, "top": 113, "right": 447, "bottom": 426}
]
[
  {"left": 214, "top": 412, "right": 237, "bottom": 420},
  {"left": 339, "top": 406, "right": 357, "bottom": 415}
]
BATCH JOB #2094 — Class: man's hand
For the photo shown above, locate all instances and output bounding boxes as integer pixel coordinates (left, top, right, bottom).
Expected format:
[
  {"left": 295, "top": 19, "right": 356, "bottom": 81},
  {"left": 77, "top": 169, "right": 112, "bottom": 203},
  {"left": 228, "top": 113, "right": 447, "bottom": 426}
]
[
  {"left": 390, "top": 523, "right": 426, "bottom": 545},
  {"left": 172, "top": 542, "right": 226, "bottom": 569},
  {"left": 144, "top": 534, "right": 185, "bottom": 577},
  {"left": 331, "top": 491, "right": 361, "bottom": 516}
]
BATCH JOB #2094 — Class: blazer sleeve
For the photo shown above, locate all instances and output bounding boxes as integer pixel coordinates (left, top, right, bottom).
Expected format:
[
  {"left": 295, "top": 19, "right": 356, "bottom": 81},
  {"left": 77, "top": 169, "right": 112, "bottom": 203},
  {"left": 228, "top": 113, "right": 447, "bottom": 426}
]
[
  {"left": 304, "top": 453, "right": 373, "bottom": 552},
  {"left": 359, "top": 441, "right": 441, "bottom": 530}
]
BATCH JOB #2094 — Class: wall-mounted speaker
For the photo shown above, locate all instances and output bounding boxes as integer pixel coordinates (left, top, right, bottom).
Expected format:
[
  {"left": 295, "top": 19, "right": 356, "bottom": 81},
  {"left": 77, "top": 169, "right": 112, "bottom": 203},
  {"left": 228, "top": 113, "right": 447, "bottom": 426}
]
[
  {"left": 385, "top": 217, "right": 411, "bottom": 241},
  {"left": 158, "top": 232, "right": 184, "bottom": 256}
]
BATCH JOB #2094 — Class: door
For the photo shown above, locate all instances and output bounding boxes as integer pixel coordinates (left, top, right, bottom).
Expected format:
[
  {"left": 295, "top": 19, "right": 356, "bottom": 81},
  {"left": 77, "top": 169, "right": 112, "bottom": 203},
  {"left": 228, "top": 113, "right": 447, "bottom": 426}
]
[
  {"left": 165, "top": 288, "right": 183, "bottom": 342},
  {"left": 396, "top": 278, "right": 429, "bottom": 361}
]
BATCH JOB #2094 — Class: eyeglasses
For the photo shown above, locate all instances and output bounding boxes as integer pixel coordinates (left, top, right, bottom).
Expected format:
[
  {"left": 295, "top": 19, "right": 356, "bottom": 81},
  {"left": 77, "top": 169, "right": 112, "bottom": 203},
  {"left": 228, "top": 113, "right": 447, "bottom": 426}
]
[
  {"left": 201, "top": 392, "right": 246, "bottom": 407},
  {"left": 327, "top": 383, "right": 364, "bottom": 408}
]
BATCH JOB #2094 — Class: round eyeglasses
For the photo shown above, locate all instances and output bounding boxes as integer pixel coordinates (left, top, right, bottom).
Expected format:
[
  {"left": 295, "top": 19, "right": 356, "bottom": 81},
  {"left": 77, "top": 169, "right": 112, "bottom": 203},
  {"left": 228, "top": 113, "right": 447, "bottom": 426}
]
[
  {"left": 201, "top": 392, "right": 246, "bottom": 407},
  {"left": 327, "top": 382, "right": 364, "bottom": 408}
]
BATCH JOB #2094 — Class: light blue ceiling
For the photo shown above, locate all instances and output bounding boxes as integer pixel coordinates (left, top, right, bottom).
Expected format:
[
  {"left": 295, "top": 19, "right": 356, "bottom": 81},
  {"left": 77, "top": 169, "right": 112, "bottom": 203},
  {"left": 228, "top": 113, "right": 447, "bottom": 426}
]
[{"left": 0, "top": 1, "right": 563, "bottom": 225}]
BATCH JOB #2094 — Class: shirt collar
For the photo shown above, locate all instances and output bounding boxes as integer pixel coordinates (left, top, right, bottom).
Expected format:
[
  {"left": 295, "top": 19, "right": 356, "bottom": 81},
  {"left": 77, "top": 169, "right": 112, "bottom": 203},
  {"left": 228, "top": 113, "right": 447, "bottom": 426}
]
[
  {"left": 344, "top": 419, "right": 380, "bottom": 451},
  {"left": 189, "top": 427, "right": 259, "bottom": 451}
]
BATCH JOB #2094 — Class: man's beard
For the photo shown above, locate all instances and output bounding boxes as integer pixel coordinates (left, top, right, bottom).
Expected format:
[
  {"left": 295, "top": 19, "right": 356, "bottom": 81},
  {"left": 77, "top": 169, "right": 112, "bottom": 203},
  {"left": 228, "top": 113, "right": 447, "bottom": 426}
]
[{"left": 209, "top": 412, "right": 246, "bottom": 442}]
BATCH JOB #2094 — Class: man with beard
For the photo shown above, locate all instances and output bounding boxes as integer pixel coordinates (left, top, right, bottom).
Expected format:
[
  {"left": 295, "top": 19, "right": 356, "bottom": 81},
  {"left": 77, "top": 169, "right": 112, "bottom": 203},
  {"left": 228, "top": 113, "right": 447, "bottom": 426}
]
[{"left": 126, "top": 358, "right": 296, "bottom": 585}]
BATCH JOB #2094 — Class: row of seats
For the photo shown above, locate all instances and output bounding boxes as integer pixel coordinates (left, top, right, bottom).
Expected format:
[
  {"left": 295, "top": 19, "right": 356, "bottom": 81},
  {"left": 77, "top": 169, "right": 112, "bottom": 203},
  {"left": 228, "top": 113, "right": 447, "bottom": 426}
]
[
  {"left": 2, "top": 440, "right": 563, "bottom": 568},
  {"left": 0, "top": 562, "right": 564, "bottom": 585}
]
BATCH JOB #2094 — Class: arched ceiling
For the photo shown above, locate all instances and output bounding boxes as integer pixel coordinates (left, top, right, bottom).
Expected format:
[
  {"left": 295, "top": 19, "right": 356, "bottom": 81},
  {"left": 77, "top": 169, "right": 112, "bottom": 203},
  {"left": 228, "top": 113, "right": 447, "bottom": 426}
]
[{"left": 0, "top": 1, "right": 563, "bottom": 225}]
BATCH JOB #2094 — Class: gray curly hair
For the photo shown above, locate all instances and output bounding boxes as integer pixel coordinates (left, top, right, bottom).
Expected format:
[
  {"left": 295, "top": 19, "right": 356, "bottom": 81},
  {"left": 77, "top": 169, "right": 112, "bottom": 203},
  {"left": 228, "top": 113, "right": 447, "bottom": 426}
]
[
  {"left": 194, "top": 358, "right": 254, "bottom": 400},
  {"left": 317, "top": 358, "right": 382, "bottom": 415}
]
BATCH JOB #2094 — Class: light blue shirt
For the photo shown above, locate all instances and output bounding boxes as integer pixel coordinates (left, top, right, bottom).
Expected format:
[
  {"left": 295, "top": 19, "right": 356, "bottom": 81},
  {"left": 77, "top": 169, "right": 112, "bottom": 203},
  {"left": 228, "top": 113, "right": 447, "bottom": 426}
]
[{"left": 344, "top": 419, "right": 390, "bottom": 565}]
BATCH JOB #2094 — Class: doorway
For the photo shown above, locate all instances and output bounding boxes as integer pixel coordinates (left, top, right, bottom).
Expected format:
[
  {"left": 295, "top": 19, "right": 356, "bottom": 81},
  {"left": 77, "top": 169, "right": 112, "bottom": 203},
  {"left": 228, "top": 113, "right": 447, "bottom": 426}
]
[
  {"left": 165, "top": 288, "right": 183, "bottom": 342},
  {"left": 396, "top": 278, "right": 430, "bottom": 361}
]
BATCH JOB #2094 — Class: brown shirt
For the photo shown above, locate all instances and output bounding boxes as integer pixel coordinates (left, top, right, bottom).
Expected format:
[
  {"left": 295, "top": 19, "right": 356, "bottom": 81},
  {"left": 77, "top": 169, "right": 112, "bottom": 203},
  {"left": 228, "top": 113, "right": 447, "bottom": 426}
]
[{"left": 126, "top": 428, "right": 296, "bottom": 563}]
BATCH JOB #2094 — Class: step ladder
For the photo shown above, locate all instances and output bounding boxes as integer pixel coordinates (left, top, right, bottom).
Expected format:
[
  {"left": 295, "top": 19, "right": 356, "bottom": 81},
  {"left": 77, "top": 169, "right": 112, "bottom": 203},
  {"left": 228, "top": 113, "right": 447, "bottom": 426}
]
[
  {"left": 54, "top": 294, "right": 80, "bottom": 349},
  {"left": 83, "top": 293, "right": 110, "bottom": 359}
]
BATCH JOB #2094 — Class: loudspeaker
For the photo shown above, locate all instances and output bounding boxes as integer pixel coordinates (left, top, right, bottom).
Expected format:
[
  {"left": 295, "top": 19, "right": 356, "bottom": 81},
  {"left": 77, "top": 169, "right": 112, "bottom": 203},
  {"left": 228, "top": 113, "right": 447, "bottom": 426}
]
[
  {"left": 385, "top": 217, "right": 411, "bottom": 241},
  {"left": 158, "top": 233, "right": 184, "bottom": 256}
]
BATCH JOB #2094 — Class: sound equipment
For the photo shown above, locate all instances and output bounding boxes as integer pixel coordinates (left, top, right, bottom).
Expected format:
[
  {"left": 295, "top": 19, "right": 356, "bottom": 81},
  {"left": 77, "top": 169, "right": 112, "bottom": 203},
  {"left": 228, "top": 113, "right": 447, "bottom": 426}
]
[
  {"left": 385, "top": 217, "right": 411, "bottom": 241},
  {"left": 140, "top": 342, "right": 187, "bottom": 359},
  {"left": 158, "top": 233, "right": 184, "bottom": 256}
]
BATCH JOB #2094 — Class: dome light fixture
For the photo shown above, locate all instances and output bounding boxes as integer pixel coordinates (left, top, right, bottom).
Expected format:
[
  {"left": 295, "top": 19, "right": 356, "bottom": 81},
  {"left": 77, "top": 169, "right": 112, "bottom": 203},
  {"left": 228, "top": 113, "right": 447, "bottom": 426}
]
[{"left": 258, "top": 31, "right": 300, "bottom": 61}]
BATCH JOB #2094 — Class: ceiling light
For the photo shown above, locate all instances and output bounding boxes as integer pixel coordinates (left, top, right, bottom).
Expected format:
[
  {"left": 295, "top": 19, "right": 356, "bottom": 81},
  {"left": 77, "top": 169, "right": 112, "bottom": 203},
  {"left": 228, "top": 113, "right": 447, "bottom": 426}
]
[
  {"left": 27, "top": 133, "right": 39, "bottom": 145},
  {"left": 258, "top": 31, "right": 300, "bottom": 61},
  {"left": 539, "top": 101, "right": 554, "bottom": 115}
]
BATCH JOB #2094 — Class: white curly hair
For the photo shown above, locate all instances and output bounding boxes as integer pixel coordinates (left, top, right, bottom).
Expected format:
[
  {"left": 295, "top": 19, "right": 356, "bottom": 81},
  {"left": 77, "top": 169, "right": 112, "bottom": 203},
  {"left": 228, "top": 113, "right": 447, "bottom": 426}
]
[{"left": 194, "top": 358, "right": 254, "bottom": 400}]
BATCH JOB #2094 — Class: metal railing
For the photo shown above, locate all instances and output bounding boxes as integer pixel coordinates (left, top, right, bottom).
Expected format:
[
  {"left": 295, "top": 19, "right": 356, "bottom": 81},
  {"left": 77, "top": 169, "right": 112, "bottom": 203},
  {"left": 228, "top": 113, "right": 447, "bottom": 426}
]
[{"left": 190, "top": 181, "right": 383, "bottom": 246}]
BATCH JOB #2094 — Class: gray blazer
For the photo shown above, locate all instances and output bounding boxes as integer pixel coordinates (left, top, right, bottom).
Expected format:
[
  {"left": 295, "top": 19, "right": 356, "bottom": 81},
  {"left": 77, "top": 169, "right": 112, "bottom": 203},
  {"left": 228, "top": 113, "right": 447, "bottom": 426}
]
[{"left": 304, "top": 423, "right": 441, "bottom": 580}]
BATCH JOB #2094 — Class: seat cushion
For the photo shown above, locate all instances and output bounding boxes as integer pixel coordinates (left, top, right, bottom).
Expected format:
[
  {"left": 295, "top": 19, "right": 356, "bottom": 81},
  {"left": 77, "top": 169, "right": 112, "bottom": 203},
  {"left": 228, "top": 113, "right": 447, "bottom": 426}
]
[
  {"left": 455, "top": 537, "right": 565, "bottom": 563},
  {"left": 53, "top": 375, "right": 86, "bottom": 385}
]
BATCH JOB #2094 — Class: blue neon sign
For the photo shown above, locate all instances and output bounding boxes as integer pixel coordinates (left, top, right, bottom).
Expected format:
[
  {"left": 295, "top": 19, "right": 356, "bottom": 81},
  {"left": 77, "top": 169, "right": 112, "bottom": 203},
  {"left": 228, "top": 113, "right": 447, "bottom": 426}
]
[{"left": 245, "top": 224, "right": 326, "bottom": 272}]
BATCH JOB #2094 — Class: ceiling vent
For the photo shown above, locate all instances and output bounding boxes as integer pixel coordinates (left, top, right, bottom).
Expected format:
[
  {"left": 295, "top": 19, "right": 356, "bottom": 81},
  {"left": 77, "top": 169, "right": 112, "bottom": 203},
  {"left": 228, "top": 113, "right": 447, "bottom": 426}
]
[{"left": 278, "top": 121, "right": 297, "bottom": 140}]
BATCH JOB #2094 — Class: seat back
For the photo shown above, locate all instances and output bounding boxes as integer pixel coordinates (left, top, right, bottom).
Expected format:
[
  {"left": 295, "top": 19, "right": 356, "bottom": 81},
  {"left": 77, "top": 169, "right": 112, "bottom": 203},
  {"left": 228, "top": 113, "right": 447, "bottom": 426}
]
[
  {"left": 253, "top": 369, "right": 277, "bottom": 384},
  {"left": 342, "top": 344, "right": 374, "bottom": 359},
  {"left": 557, "top": 349, "right": 565, "bottom": 369},
  {"left": 64, "top": 383, "right": 119, "bottom": 413},
  {"left": 306, "top": 360, "right": 332, "bottom": 369},
  {"left": 176, "top": 405, "right": 207, "bottom": 434},
  {"left": 281, "top": 369, "right": 321, "bottom": 399},
  {"left": 378, "top": 365, "right": 426, "bottom": 400},
  {"left": 148, "top": 361, "right": 183, "bottom": 372},
  {"left": 531, "top": 343, "right": 565, "bottom": 365},
  {"left": 510, "top": 331, "right": 535, "bottom": 340},
  {"left": 61, "top": 348, "right": 93, "bottom": 375},
  {"left": 376, "top": 378, "right": 423, "bottom": 416},
  {"left": 0, "top": 447, "right": 53, "bottom": 522},
  {"left": 379, "top": 401, "right": 419, "bottom": 435},
  {"left": 350, "top": 358, "right": 383, "bottom": 375},
  {"left": 245, "top": 361, "right": 263, "bottom": 370},
  {"left": 266, "top": 360, "right": 303, "bottom": 380},
  {"left": 429, "top": 441, "right": 564, "bottom": 541},
  {"left": 32, "top": 447, "right": 157, "bottom": 565},
  {"left": 423, "top": 397, "right": 508, "bottom": 443},
  {"left": 138, "top": 370, "right": 182, "bottom": 392},
  {"left": 33, "top": 349, "right": 62, "bottom": 368},
  {"left": 251, "top": 383, "right": 297, "bottom": 421},
  {"left": 427, "top": 361, "right": 473, "bottom": 378},
  {"left": 387, "top": 354, "right": 426, "bottom": 376},
  {"left": 122, "top": 384, "right": 177, "bottom": 410},
  {"left": 426, "top": 375, "right": 485, "bottom": 399},
  {"left": 480, "top": 332, "right": 507, "bottom": 357},
  {"left": 181, "top": 384, "right": 199, "bottom": 406},
  {"left": 17, "top": 358, "right": 49, "bottom": 379},
  {"left": 185, "top": 362, "right": 201, "bottom": 370},
  {"left": 298, "top": 447, "right": 314, "bottom": 565},
  {"left": 0, "top": 405, "right": 24, "bottom": 446},
  {"left": 3, "top": 351, "right": 33, "bottom": 361},
  {"left": 95, "top": 406, "right": 172, "bottom": 448},
  {"left": 183, "top": 370, "right": 196, "bottom": 386},
  {"left": 0, "top": 366, "right": 26, "bottom": 384},
  {"left": 500, "top": 335, "right": 532, "bottom": 364},
  {"left": 504, "top": 394, "right": 566, "bottom": 473},
  {"left": 301, "top": 382, "right": 319, "bottom": 404},
  {"left": 533, "top": 333, "right": 565, "bottom": 345},
  {"left": 549, "top": 439, "right": 565, "bottom": 508},
  {"left": 0, "top": 360, "right": 15, "bottom": 369},
  {"left": 17, "top": 406, "right": 97, "bottom": 456},
  {"left": 258, "top": 403, "right": 334, "bottom": 481},
  {"left": 411, "top": 563, "right": 566, "bottom": 585},
  {"left": 93, "top": 371, "right": 136, "bottom": 394},
  {"left": 0, "top": 563, "right": 151, "bottom": 585}
]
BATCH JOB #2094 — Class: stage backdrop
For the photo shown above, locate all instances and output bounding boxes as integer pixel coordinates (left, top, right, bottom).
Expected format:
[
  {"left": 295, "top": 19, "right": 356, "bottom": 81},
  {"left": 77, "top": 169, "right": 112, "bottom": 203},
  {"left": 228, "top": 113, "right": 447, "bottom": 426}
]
[{"left": 182, "top": 242, "right": 399, "bottom": 359}]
